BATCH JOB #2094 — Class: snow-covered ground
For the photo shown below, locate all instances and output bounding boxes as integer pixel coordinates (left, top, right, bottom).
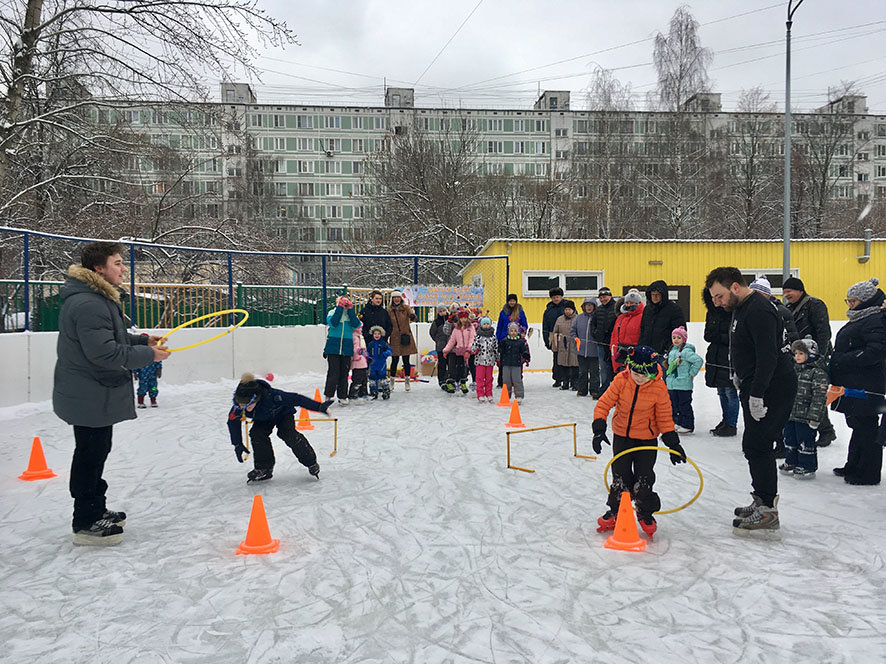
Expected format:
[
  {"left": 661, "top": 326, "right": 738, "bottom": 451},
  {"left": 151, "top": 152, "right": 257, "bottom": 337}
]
[{"left": 1, "top": 371, "right": 884, "bottom": 663}]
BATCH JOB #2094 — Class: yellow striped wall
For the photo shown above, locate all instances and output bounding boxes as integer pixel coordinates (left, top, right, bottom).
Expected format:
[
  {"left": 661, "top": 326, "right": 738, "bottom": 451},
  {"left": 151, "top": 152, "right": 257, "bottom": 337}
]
[{"left": 463, "top": 239, "right": 885, "bottom": 323}]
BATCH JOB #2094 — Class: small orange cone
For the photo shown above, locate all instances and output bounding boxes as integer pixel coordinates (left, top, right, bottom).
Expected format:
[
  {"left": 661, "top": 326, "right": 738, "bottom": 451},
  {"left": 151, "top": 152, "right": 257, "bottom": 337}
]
[
  {"left": 505, "top": 399, "right": 525, "bottom": 428},
  {"left": 497, "top": 383, "right": 511, "bottom": 407},
  {"left": 236, "top": 495, "right": 279, "bottom": 555},
  {"left": 295, "top": 407, "right": 315, "bottom": 431},
  {"left": 604, "top": 491, "right": 647, "bottom": 553},
  {"left": 313, "top": 388, "right": 322, "bottom": 403},
  {"left": 18, "top": 437, "right": 57, "bottom": 481}
]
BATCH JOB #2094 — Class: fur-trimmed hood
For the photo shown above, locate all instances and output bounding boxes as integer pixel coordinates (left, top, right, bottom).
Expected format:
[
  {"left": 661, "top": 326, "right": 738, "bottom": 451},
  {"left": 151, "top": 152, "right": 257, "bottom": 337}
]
[{"left": 64, "top": 264, "right": 122, "bottom": 303}]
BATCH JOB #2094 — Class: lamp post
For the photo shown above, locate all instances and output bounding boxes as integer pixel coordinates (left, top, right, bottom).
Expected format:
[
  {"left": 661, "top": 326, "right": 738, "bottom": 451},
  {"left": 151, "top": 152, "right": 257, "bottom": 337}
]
[{"left": 783, "top": 0, "right": 804, "bottom": 284}]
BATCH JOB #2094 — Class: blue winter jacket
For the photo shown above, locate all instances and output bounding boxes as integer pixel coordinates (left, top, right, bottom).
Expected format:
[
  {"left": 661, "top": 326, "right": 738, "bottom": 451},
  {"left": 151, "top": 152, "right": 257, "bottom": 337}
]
[
  {"left": 324, "top": 306, "right": 360, "bottom": 356},
  {"left": 367, "top": 337, "right": 393, "bottom": 377},
  {"left": 570, "top": 312, "right": 598, "bottom": 358},
  {"left": 227, "top": 380, "right": 325, "bottom": 446},
  {"left": 665, "top": 343, "right": 704, "bottom": 391},
  {"left": 496, "top": 305, "right": 528, "bottom": 341}
]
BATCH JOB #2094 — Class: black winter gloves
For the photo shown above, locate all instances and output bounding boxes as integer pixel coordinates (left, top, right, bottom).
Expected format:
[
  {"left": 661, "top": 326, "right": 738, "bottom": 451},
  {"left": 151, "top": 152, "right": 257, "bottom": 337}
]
[
  {"left": 233, "top": 443, "right": 248, "bottom": 463},
  {"left": 661, "top": 431, "right": 686, "bottom": 465},
  {"left": 592, "top": 418, "right": 610, "bottom": 455},
  {"left": 321, "top": 399, "right": 335, "bottom": 413}
]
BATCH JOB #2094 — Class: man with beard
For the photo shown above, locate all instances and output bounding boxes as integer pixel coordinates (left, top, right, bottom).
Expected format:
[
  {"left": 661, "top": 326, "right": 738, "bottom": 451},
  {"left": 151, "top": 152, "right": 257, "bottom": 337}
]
[{"left": 706, "top": 267, "right": 797, "bottom": 539}]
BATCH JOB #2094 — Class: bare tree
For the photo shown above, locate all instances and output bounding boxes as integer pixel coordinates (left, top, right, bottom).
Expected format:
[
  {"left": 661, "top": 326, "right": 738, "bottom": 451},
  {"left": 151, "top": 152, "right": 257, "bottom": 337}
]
[{"left": 652, "top": 5, "right": 713, "bottom": 112}]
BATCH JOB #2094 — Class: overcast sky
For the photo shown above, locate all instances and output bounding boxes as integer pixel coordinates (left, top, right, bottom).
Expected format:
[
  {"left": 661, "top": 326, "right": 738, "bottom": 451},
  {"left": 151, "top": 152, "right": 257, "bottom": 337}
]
[{"left": 240, "top": 0, "right": 886, "bottom": 113}]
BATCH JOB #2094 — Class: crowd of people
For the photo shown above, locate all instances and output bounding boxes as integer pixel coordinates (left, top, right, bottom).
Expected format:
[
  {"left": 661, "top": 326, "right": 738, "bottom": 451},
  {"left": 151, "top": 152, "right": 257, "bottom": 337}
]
[{"left": 51, "top": 241, "right": 884, "bottom": 546}]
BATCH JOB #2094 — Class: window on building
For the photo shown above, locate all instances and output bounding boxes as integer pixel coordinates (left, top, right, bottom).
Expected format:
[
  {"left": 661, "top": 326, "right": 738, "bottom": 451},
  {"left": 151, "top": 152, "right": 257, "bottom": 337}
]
[
  {"left": 487, "top": 141, "right": 503, "bottom": 154},
  {"left": 326, "top": 226, "right": 343, "bottom": 240},
  {"left": 322, "top": 161, "right": 341, "bottom": 174},
  {"left": 297, "top": 115, "right": 313, "bottom": 129},
  {"left": 275, "top": 182, "right": 287, "bottom": 196},
  {"left": 325, "top": 183, "right": 342, "bottom": 196},
  {"left": 375, "top": 117, "right": 386, "bottom": 129},
  {"left": 250, "top": 114, "right": 263, "bottom": 127},
  {"left": 273, "top": 114, "right": 285, "bottom": 128},
  {"left": 513, "top": 141, "right": 525, "bottom": 154},
  {"left": 273, "top": 137, "right": 286, "bottom": 151},
  {"left": 522, "top": 271, "right": 604, "bottom": 298},
  {"left": 489, "top": 118, "right": 503, "bottom": 132},
  {"left": 858, "top": 152, "right": 870, "bottom": 161},
  {"left": 298, "top": 160, "right": 314, "bottom": 173},
  {"left": 739, "top": 269, "right": 799, "bottom": 294},
  {"left": 555, "top": 150, "right": 569, "bottom": 160},
  {"left": 326, "top": 205, "right": 341, "bottom": 219},
  {"left": 858, "top": 172, "right": 869, "bottom": 182},
  {"left": 554, "top": 128, "right": 568, "bottom": 137},
  {"left": 876, "top": 165, "right": 886, "bottom": 178},
  {"left": 324, "top": 116, "right": 340, "bottom": 129},
  {"left": 353, "top": 116, "right": 364, "bottom": 129},
  {"left": 535, "top": 119, "right": 545, "bottom": 132},
  {"left": 514, "top": 119, "right": 525, "bottom": 132}
]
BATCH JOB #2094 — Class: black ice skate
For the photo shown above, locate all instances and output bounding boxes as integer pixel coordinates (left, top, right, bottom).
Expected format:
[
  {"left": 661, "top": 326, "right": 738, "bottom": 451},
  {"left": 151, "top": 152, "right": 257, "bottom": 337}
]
[
  {"left": 459, "top": 381, "right": 469, "bottom": 394},
  {"left": 72, "top": 518, "right": 124, "bottom": 546},
  {"left": 308, "top": 463, "right": 320, "bottom": 479},
  {"left": 102, "top": 508, "right": 127, "bottom": 527},
  {"left": 246, "top": 468, "right": 273, "bottom": 484}
]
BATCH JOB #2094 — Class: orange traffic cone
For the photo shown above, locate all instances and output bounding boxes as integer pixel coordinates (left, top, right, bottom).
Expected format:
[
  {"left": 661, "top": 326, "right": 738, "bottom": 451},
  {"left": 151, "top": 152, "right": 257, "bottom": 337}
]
[
  {"left": 604, "top": 491, "right": 647, "bottom": 553},
  {"left": 236, "top": 495, "right": 280, "bottom": 555},
  {"left": 313, "top": 388, "right": 322, "bottom": 403},
  {"left": 505, "top": 399, "right": 525, "bottom": 428},
  {"left": 18, "top": 437, "right": 57, "bottom": 481},
  {"left": 295, "top": 407, "right": 315, "bottom": 431},
  {"left": 497, "top": 383, "right": 511, "bottom": 407}
]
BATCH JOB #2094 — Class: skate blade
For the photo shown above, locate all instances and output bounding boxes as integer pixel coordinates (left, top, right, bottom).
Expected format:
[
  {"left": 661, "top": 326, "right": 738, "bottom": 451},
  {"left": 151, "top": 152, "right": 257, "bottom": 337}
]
[
  {"left": 732, "top": 526, "right": 782, "bottom": 541},
  {"left": 72, "top": 532, "right": 123, "bottom": 547}
]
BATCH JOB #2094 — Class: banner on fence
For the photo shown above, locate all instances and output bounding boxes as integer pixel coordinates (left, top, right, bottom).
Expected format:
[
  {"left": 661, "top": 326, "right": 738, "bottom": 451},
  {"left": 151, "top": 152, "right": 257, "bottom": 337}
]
[{"left": 401, "top": 285, "right": 485, "bottom": 308}]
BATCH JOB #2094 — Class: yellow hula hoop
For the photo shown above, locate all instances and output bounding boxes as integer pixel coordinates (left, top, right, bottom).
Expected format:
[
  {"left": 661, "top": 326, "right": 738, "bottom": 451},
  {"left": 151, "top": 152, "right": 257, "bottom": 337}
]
[
  {"left": 602, "top": 446, "right": 704, "bottom": 516},
  {"left": 160, "top": 308, "right": 249, "bottom": 352}
]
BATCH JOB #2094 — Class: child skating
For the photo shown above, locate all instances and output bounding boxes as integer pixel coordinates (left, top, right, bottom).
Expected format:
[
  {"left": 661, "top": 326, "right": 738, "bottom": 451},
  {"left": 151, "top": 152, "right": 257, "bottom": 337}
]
[
  {"left": 227, "top": 373, "right": 332, "bottom": 483},
  {"left": 471, "top": 316, "right": 499, "bottom": 402},
  {"left": 348, "top": 324, "right": 370, "bottom": 403},
  {"left": 498, "top": 321, "right": 531, "bottom": 404},
  {"left": 592, "top": 345, "right": 686, "bottom": 540},
  {"left": 664, "top": 326, "right": 703, "bottom": 434},
  {"left": 781, "top": 338, "right": 829, "bottom": 479},
  {"left": 442, "top": 309, "right": 476, "bottom": 394},
  {"left": 134, "top": 360, "right": 162, "bottom": 408},
  {"left": 367, "top": 325, "right": 393, "bottom": 400}
]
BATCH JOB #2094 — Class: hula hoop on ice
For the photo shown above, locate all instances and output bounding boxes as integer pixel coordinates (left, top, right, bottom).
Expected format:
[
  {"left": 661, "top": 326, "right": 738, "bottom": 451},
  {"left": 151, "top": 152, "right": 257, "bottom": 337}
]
[
  {"left": 160, "top": 308, "right": 249, "bottom": 352},
  {"left": 603, "top": 446, "right": 703, "bottom": 515}
]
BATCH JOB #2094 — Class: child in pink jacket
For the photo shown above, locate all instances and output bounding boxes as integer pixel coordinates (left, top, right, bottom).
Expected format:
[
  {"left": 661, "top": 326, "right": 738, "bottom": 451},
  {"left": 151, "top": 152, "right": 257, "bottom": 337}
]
[
  {"left": 442, "top": 310, "right": 476, "bottom": 394},
  {"left": 348, "top": 324, "right": 369, "bottom": 402}
]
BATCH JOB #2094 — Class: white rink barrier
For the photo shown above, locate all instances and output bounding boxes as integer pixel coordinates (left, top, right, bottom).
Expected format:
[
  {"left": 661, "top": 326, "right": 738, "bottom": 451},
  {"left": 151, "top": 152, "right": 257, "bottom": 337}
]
[{"left": 1, "top": 320, "right": 844, "bottom": 407}]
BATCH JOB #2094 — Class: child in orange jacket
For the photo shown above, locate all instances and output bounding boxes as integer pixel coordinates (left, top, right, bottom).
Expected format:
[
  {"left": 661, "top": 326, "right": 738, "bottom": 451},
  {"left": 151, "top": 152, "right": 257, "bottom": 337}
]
[{"left": 592, "top": 345, "right": 686, "bottom": 540}]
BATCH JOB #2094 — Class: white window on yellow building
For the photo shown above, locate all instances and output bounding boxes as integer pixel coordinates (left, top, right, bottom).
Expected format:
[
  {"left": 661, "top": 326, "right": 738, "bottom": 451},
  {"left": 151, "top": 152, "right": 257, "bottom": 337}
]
[{"left": 522, "top": 270, "right": 604, "bottom": 298}]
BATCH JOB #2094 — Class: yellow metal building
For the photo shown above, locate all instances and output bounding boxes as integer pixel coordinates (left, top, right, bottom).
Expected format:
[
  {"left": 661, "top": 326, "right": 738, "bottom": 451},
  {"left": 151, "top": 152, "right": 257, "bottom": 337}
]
[{"left": 462, "top": 238, "right": 885, "bottom": 323}]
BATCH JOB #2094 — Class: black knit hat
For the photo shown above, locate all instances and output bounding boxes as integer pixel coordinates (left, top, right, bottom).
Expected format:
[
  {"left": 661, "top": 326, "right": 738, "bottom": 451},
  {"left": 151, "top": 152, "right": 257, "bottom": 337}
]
[
  {"left": 507, "top": 293, "right": 518, "bottom": 303},
  {"left": 782, "top": 277, "right": 805, "bottom": 292},
  {"left": 234, "top": 372, "right": 264, "bottom": 405}
]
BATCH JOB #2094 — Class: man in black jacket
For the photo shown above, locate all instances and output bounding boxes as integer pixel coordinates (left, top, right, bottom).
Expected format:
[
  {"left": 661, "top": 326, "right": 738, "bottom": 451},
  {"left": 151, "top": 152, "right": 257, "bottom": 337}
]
[
  {"left": 639, "top": 280, "right": 686, "bottom": 355},
  {"left": 783, "top": 277, "right": 836, "bottom": 446},
  {"left": 542, "top": 288, "right": 574, "bottom": 388},
  {"left": 707, "top": 267, "right": 797, "bottom": 540},
  {"left": 591, "top": 286, "right": 618, "bottom": 394}
]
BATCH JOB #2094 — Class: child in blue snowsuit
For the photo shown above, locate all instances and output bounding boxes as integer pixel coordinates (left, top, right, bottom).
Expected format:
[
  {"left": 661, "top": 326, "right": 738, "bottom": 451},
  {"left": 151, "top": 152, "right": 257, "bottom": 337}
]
[
  {"left": 367, "top": 325, "right": 393, "bottom": 400},
  {"left": 227, "top": 373, "right": 333, "bottom": 483},
  {"left": 135, "top": 361, "right": 162, "bottom": 408}
]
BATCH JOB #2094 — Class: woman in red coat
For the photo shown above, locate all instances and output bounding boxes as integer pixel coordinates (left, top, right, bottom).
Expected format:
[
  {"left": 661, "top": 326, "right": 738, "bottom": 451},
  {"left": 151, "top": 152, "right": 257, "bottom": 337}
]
[{"left": 610, "top": 289, "right": 645, "bottom": 373}]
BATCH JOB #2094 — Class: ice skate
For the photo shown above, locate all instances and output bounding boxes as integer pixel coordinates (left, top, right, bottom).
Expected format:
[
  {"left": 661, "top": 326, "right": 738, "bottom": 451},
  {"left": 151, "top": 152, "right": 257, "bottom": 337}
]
[
  {"left": 596, "top": 511, "right": 616, "bottom": 532},
  {"left": 246, "top": 468, "right": 273, "bottom": 484},
  {"left": 733, "top": 493, "right": 763, "bottom": 520},
  {"left": 442, "top": 381, "right": 456, "bottom": 394},
  {"left": 308, "top": 463, "right": 320, "bottom": 479},
  {"left": 137, "top": 396, "right": 146, "bottom": 409},
  {"left": 674, "top": 425, "right": 693, "bottom": 434},
  {"left": 733, "top": 497, "right": 780, "bottom": 540},
  {"left": 102, "top": 509, "right": 127, "bottom": 527},
  {"left": 793, "top": 468, "right": 816, "bottom": 480},
  {"left": 381, "top": 379, "right": 391, "bottom": 400},
  {"left": 638, "top": 515, "right": 657, "bottom": 540},
  {"left": 150, "top": 398, "right": 158, "bottom": 408},
  {"left": 404, "top": 376, "right": 411, "bottom": 392},
  {"left": 778, "top": 462, "right": 796, "bottom": 475},
  {"left": 459, "top": 381, "right": 469, "bottom": 394},
  {"left": 72, "top": 518, "right": 124, "bottom": 546}
]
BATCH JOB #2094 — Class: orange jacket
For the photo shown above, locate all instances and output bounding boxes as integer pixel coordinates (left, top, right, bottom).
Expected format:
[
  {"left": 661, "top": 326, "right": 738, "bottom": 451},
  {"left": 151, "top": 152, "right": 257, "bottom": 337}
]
[{"left": 593, "top": 368, "right": 675, "bottom": 439}]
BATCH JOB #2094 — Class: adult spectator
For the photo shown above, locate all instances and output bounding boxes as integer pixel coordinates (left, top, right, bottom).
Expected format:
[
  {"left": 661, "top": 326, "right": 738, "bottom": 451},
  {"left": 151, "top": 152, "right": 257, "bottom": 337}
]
[
  {"left": 542, "top": 288, "right": 574, "bottom": 388},
  {"left": 639, "top": 280, "right": 686, "bottom": 355},
  {"left": 829, "top": 278, "right": 885, "bottom": 485},
  {"left": 388, "top": 290, "right": 418, "bottom": 391},
  {"left": 323, "top": 295, "right": 360, "bottom": 405},
  {"left": 749, "top": 277, "right": 799, "bottom": 348},
  {"left": 702, "top": 288, "right": 738, "bottom": 437},
  {"left": 609, "top": 289, "right": 644, "bottom": 374},
  {"left": 53, "top": 242, "right": 170, "bottom": 546},
  {"left": 359, "top": 290, "right": 393, "bottom": 347},
  {"left": 571, "top": 297, "right": 600, "bottom": 397},
  {"left": 496, "top": 293, "right": 528, "bottom": 341},
  {"left": 592, "top": 286, "right": 618, "bottom": 393},
  {"left": 706, "top": 267, "right": 797, "bottom": 539},
  {"left": 783, "top": 277, "right": 836, "bottom": 446},
  {"left": 428, "top": 305, "right": 450, "bottom": 389}
]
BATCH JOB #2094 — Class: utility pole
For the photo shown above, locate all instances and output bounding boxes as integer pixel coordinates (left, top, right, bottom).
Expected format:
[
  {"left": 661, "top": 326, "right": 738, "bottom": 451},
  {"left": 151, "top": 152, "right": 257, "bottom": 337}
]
[{"left": 783, "top": 0, "right": 804, "bottom": 284}]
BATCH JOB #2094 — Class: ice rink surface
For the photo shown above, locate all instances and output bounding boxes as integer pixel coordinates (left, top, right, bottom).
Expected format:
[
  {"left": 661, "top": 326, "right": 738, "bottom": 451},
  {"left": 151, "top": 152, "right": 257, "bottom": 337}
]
[{"left": 2, "top": 371, "right": 885, "bottom": 663}]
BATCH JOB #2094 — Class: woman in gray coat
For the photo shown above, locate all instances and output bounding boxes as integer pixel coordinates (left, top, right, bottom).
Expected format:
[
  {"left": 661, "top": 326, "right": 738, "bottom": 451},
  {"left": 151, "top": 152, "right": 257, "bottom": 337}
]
[{"left": 53, "top": 242, "right": 169, "bottom": 546}]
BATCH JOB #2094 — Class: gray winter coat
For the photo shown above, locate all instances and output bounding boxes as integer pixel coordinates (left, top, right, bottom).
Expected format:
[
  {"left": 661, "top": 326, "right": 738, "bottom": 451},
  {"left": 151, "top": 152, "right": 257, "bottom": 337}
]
[{"left": 53, "top": 265, "right": 155, "bottom": 427}]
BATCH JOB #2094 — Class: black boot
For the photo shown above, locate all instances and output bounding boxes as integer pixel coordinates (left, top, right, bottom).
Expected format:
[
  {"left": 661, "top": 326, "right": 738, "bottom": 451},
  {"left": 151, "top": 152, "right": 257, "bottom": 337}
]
[
  {"left": 713, "top": 424, "right": 737, "bottom": 437},
  {"left": 816, "top": 429, "right": 836, "bottom": 448},
  {"left": 710, "top": 420, "right": 726, "bottom": 434}
]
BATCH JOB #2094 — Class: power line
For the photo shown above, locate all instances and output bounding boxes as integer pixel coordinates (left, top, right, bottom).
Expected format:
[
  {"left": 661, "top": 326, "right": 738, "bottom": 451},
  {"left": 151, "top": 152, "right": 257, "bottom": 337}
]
[{"left": 413, "top": 0, "right": 485, "bottom": 86}]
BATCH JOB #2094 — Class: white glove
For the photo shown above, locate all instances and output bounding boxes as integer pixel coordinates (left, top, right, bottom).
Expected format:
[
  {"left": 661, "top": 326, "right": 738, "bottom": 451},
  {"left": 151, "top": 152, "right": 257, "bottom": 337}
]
[{"left": 748, "top": 396, "right": 768, "bottom": 421}]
